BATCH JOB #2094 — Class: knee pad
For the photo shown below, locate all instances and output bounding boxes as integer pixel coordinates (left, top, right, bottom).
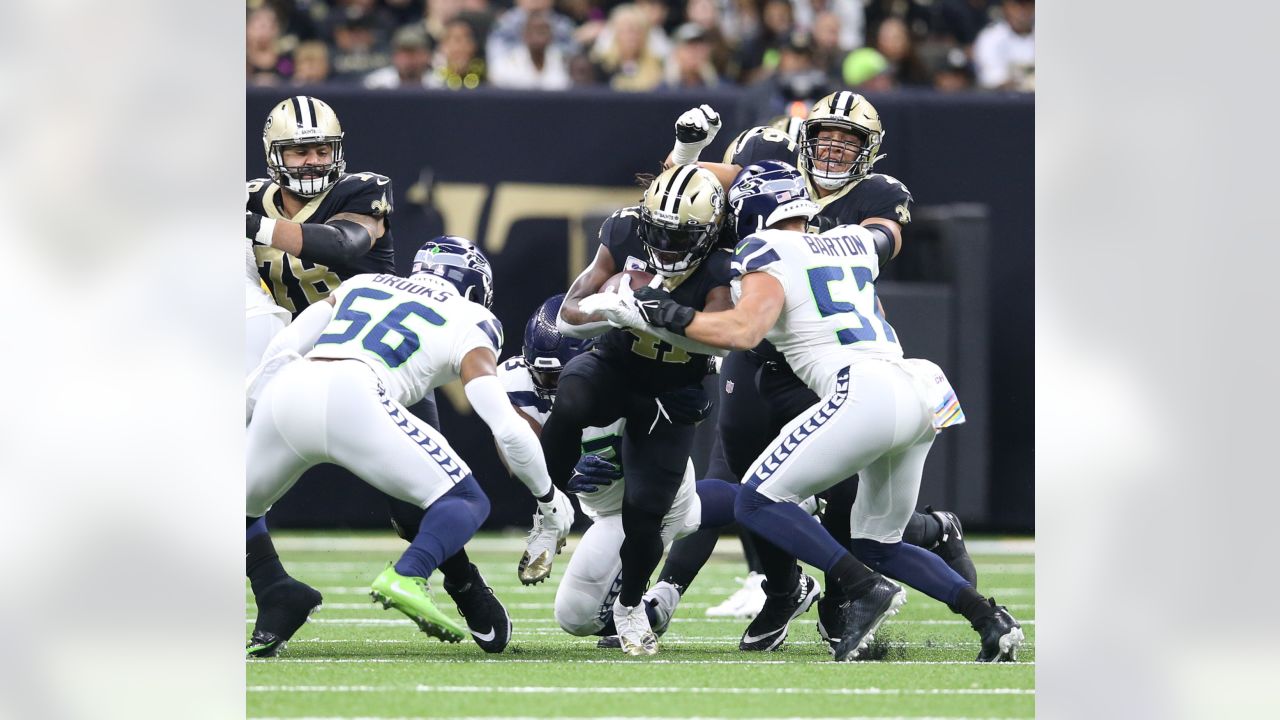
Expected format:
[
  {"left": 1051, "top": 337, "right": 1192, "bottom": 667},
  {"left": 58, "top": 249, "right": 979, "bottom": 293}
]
[
  {"left": 554, "top": 581, "right": 613, "bottom": 637},
  {"left": 447, "top": 475, "right": 491, "bottom": 526}
]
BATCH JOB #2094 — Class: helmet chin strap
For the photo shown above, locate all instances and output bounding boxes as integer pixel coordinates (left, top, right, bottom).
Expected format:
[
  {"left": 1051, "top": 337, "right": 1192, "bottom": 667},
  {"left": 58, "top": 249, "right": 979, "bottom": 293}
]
[{"left": 811, "top": 173, "right": 848, "bottom": 191}]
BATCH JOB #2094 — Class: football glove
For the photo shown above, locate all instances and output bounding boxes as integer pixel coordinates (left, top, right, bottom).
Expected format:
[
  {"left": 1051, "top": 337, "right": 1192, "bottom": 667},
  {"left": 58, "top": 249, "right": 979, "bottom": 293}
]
[
  {"left": 578, "top": 291, "right": 646, "bottom": 330},
  {"left": 657, "top": 385, "right": 713, "bottom": 424},
  {"left": 567, "top": 454, "right": 623, "bottom": 494},
  {"left": 634, "top": 286, "right": 695, "bottom": 335},
  {"left": 671, "top": 104, "right": 722, "bottom": 165}
]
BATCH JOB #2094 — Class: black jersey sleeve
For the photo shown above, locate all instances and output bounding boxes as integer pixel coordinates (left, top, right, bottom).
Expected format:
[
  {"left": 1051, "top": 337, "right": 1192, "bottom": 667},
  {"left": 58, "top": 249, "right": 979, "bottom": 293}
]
[
  {"left": 728, "top": 126, "right": 800, "bottom": 168},
  {"left": 329, "top": 172, "right": 395, "bottom": 219},
  {"left": 246, "top": 177, "right": 273, "bottom": 214},
  {"left": 861, "top": 174, "right": 914, "bottom": 225},
  {"left": 598, "top": 206, "right": 646, "bottom": 270}
]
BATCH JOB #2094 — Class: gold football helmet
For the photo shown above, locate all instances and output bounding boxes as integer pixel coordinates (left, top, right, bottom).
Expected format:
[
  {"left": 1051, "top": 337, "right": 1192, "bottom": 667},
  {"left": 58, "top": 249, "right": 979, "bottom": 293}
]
[
  {"left": 262, "top": 96, "right": 346, "bottom": 197},
  {"left": 800, "top": 91, "right": 885, "bottom": 191},
  {"left": 639, "top": 165, "right": 726, "bottom": 275}
]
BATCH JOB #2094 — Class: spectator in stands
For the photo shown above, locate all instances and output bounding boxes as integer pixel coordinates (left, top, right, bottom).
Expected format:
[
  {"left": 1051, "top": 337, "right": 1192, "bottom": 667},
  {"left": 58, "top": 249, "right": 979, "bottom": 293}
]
[
  {"left": 490, "top": 10, "right": 572, "bottom": 89},
  {"left": 327, "top": 5, "right": 393, "bottom": 80},
  {"left": 684, "top": 0, "right": 736, "bottom": 81},
  {"left": 925, "top": 45, "right": 976, "bottom": 92},
  {"left": 384, "top": 0, "right": 428, "bottom": 27},
  {"left": 593, "top": 0, "right": 671, "bottom": 63},
  {"left": 291, "top": 40, "right": 333, "bottom": 86},
  {"left": 741, "top": 32, "right": 832, "bottom": 126},
  {"left": 973, "top": 0, "right": 1034, "bottom": 91},
  {"left": 931, "top": 0, "right": 999, "bottom": 49},
  {"left": 662, "top": 23, "right": 723, "bottom": 89},
  {"left": 429, "top": 16, "right": 487, "bottom": 88},
  {"left": 423, "top": 0, "right": 464, "bottom": 46},
  {"left": 874, "top": 16, "right": 932, "bottom": 86},
  {"left": 364, "top": 25, "right": 434, "bottom": 89},
  {"left": 247, "top": 5, "right": 291, "bottom": 85},
  {"left": 810, "top": 10, "right": 846, "bottom": 79},
  {"left": 592, "top": 4, "right": 663, "bottom": 92},
  {"left": 843, "top": 47, "right": 895, "bottom": 91},
  {"left": 486, "top": 0, "right": 578, "bottom": 73},
  {"left": 736, "top": 0, "right": 794, "bottom": 84}
]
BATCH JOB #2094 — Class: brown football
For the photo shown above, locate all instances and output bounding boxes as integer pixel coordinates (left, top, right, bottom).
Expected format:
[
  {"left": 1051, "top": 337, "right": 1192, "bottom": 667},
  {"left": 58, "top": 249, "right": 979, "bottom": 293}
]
[{"left": 600, "top": 269, "right": 656, "bottom": 293}]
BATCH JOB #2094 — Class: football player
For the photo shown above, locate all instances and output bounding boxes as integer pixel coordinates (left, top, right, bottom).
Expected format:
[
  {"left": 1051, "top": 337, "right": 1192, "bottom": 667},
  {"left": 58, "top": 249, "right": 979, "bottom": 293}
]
[
  {"left": 600, "top": 161, "right": 1024, "bottom": 662},
  {"left": 246, "top": 237, "right": 575, "bottom": 652},
  {"left": 500, "top": 295, "right": 741, "bottom": 652},
  {"left": 658, "top": 95, "right": 977, "bottom": 652},
  {"left": 243, "top": 98, "right": 506, "bottom": 657},
  {"left": 548, "top": 165, "right": 735, "bottom": 655}
]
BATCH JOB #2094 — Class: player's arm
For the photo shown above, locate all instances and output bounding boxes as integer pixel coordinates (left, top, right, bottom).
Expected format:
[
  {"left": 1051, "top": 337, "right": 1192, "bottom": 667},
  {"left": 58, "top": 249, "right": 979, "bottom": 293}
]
[
  {"left": 246, "top": 211, "right": 385, "bottom": 265},
  {"left": 462, "top": 347, "right": 559, "bottom": 499},
  {"left": 642, "top": 285, "right": 732, "bottom": 357},
  {"left": 557, "top": 244, "right": 620, "bottom": 339},
  {"left": 860, "top": 218, "right": 902, "bottom": 263},
  {"left": 636, "top": 273, "right": 784, "bottom": 352}
]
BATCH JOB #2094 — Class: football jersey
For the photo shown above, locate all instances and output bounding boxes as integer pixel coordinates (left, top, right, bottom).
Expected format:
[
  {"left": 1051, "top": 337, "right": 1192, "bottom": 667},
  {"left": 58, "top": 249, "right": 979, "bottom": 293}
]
[
  {"left": 593, "top": 206, "right": 733, "bottom": 393},
  {"left": 306, "top": 273, "right": 503, "bottom": 407},
  {"left": 246, "top": 237, "right": 290, "bottom": 322},
  {"left": 247, "top": 171, "right": 396, "bottom": 316},
  {"left": 731, "top": 226, "right": 903, "bottom": 398}
]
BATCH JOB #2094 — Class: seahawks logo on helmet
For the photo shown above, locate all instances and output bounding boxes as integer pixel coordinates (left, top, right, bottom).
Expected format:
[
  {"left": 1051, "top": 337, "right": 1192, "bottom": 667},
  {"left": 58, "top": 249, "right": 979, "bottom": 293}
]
[{"left": 410, "top": 235, "right": 495, "bottom": 308}]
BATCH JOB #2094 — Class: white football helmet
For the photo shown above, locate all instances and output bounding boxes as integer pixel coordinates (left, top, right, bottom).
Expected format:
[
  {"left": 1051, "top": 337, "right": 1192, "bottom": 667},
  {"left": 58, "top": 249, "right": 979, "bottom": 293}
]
[{"left": 262, "top": 96, "right": 346, "bottom": 197}]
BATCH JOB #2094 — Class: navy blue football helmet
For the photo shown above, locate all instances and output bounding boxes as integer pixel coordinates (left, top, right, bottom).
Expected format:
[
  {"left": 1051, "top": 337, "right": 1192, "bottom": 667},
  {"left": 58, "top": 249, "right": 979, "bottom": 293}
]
[
  {"left": 523, "top": 293, "right": 590, "bottom": 399},
  {"left": 728, "top": 160, "right": 821, "bottom": 241},
  {"left": 411, "top": 235, "right": 494, "bottom": 308}
]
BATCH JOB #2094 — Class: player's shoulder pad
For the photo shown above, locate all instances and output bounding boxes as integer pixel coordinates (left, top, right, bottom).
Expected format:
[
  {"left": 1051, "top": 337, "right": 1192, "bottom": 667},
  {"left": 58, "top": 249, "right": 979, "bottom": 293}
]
[
  {"left": 332, "top": 172, "right": 395, "bottom": 218},
  {"left": 730, "top": 234, "right": 782, "bottom": 278},
  {"left": 731, "top": 126, "right": 799, "bottom": 168},
  {"left": 599, "top": 205, "right": 642, "bottom": 249},
  {"left": 246, "top": 177, "right": 274, "bottom": 211},
  {"left": 468, "top": 306, "right": 504, "bottom": 354}
]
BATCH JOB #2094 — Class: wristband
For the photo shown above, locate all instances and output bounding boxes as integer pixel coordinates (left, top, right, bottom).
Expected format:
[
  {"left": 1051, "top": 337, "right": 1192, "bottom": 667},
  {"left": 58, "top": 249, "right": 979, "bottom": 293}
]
[
  {"left": 251, "top": 215, "right": 276, "bottom": 246},
  {"left": 670, "top": 142, "right": 702, "bottom": 166}
]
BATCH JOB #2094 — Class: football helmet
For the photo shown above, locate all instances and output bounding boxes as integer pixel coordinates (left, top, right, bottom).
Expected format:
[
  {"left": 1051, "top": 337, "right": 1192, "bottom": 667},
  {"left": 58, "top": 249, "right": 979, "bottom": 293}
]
[
  {"left": 728, "top": 160, "right": 820, "bottom": 241},
  {"left": 411, "top": 236, "right": 495, "bottom": 308},
  {"left": 522, "top": 294, "right": 590, "bottom": 399},
  {"left": 639, "top": 165, "right": 725, "bottom": 275},
  {"left": 263, "top": 95, "right": 347, "bottom": 197},
  {"left": 800, "top": 91, "right": 885, "bottom": 191}
]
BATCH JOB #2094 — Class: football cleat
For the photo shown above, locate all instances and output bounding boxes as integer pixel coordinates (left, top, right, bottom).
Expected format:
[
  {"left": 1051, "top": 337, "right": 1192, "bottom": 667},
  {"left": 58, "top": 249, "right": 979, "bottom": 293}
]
[
  {"left": 247, "top": 577, "right": 323, "bottom": 658},
  {"left": 443, "top": 563, "right": 511, "bottom": 653},
  {"left": 973, "top": 598, "right": 1024, "bottom": 662},
  {"left": 706, "top": 571, "right": 767, "bottom": 619},
  {"left": 833, "top": 577, "right": 906, "bottom": 662},
  {"left": 925, "top": 506, "right": 978, "bottom": 586},
  {"left": 369, "top": 564, "right": 466, "bottom": 643},
  {"left": 613, "top": 600, "right": 658, "bottom": 656},
  {"left": 596, "top": 635, "right": 621, "bottom": 649},
  {"left": 739, "top": 573, "right": 820, "bottom": 651},
  {"left": 815, "top": 590, "right": 845, "bottom": 656},
  {"left": 642, "top": 581, "right": 682, "bottom": 636},
  {"left": 518, "top": 491, "right": 574, "bottom": 585}
]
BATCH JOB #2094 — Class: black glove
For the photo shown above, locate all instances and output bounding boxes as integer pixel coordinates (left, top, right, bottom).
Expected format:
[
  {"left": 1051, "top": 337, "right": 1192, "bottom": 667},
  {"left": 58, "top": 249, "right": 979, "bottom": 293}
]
[
  {"left": 674, "top": 105, "right": 722, "bottom": 144},
  {"left": 634, "top": 286, "right": 696, "bottom": 335},
  {"left": 658, "top": 385, "right": 713, "bottom": 424},
  {"left": 246, "top": 211, "right": 264, "bottom": 242},
  {"left": 567, "top": 454, "right": 623, "bottom": 494}
]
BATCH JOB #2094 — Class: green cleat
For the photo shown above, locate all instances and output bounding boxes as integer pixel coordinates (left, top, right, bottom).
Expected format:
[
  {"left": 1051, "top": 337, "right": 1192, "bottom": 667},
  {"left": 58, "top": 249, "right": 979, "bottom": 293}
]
[{"left": 369, "top": 564, "right": 466, "bottom": 643}]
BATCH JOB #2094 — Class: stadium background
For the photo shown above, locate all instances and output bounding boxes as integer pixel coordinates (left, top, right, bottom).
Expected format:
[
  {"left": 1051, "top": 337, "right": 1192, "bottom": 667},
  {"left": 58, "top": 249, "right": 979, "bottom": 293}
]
[{"left": 246, "top": 85, "right": 1033, "bottom": 532}]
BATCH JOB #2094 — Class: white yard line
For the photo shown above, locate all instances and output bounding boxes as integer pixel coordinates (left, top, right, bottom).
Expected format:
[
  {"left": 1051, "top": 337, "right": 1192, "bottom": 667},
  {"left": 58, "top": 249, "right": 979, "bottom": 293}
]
[
  {"left": 247, "top": 685, "right": 1034, "bottom": 696},
  {"left": 255, "top": 657, "right": 1034, "bottom": 666},
  {"left": 251, "top": 716, "right": 1023, "bottom": 720},
  {"left": 253, "top": 618, "right": 1035, "bottom": 627}
]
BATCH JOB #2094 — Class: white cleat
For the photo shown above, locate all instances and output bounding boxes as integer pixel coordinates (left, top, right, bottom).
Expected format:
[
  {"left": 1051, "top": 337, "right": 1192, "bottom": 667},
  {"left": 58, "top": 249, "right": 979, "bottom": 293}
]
[
  {"left": 613, "top": 600, "right": 658, "bottom": 656},
  {"left": 706, "top": 572, "right": 766, "bottom": 619},
  {"left": 642, "top": 581, "right": 682, "bottom": 636}
]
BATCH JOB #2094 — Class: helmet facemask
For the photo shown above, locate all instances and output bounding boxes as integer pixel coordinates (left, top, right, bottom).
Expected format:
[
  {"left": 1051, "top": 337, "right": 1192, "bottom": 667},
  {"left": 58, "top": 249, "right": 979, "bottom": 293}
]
[
  {"left": 801, "top": 121, "right": 878, "bottom": 191},
  {"left": 638, "top": 207, "right": 719, "bottom": 276},
  {"left": 262, "top": 96, "right": 347, "bottom": 198},
  {"left": 267, "top": 139, "right": 345, "bottom": 197},
  {"left": 638, "top": 165, "right": 726, "bottom": 276}
]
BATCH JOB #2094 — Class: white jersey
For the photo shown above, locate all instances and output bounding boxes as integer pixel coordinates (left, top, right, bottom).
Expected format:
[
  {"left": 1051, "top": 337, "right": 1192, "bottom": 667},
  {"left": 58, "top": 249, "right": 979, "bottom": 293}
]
[
  {"left": 308, "top": 273, "right": 503, "bottom": 407},
  {"left": 731, "top": 225, "right": 903, "bottom": 398},
  {"left": 497, "top": 357, "right": 695, "bottom": 519}
]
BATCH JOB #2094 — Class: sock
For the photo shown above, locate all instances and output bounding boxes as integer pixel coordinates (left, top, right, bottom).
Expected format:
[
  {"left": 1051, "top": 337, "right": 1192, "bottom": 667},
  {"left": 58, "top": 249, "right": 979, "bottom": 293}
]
[
  {"left": 695, "top": 478, "right": 739, "bottom": 529},
  {"left": 658, "top": 526, "right": 720, "bottom": 591},
  {"left": 903, "top": 511, "right": 942, "bottom": 548},
  {"left": 619, "top": 502, "right": 666, "bottom": 607},
  {"left": 246, "top": 519, "right": 290, "bottom": 597},
  {"left": 849, "top": 538, "right": 969, "bottom": 605},
  {"left": 753, "top": 534, "right": 800, "bottom": 594},
  {"left": 437, "top": 549, "right": 475, "bottom": 590},
  {"left": 819, "top": 478, "right": 857, "bottom": 599},
  {"left": 829, "top": 553, "right": 880, "bottom": 596},
  {"left": 735, "top": 485, "right": 849, "bottom": 574},
  {"left": 395, "top": 476, "right": 490, "bottom": 579},
  {"left": 739, "top": 526, "right": 766, "bottom": 575},
  {"left": 949, "top": 585, "right": 995, "bottom": 625}
]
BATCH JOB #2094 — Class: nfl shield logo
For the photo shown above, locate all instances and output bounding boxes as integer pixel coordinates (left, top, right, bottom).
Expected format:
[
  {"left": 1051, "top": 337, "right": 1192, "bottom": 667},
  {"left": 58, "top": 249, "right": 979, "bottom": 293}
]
[{"left": 725, "top": 380, "right": 735, "bottom": 394}]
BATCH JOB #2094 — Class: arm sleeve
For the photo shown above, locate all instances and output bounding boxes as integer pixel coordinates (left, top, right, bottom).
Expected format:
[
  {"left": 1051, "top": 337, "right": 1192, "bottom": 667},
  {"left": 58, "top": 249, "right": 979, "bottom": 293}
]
[
  {"left": 297, "top": 220, "right": 375, "bottom": 265},
  {"left": 466, "top": 374, "right": 554, "bottom": 497}
]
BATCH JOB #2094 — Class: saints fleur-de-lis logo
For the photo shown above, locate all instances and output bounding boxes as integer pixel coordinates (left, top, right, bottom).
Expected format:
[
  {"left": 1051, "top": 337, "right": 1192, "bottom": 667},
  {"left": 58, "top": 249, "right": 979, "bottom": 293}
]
[{"left": 372, "top": 192, "right": 391, "bottom": 216}]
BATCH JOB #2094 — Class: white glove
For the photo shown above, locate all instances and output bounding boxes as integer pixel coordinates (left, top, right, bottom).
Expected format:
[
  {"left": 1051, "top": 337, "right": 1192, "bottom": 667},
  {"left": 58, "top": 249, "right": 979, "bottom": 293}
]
[
  {"left": 671, "top": 104, "right": 722, "bottom": 165},
  {"left": 578, "top": 292, "right": 646, "bottom": 331},
  {"left": 536, "top": 487, "right": 576, "bottom": 541}
]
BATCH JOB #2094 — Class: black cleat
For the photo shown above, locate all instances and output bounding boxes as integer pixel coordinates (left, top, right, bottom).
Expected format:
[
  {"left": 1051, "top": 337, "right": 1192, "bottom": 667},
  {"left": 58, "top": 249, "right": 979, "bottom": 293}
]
[
  {"left": 443, "top": 564, "right": 511, "bottom": 654},
  {"left": 596, "top": 635, "right": 621, "bottom": 649},
  {"left": 925, "top": 506, "right": 978, "bottom": 586},
  {"left": 739, "top": 573, "right": 820, "bottom": 651},
  {"left": 973, "top": 598, "right": 1024, "bottom": 662},
  {"left": 815, "top": 590, "right": 845, "bottom": 656},
  {"left": 833, "top": 577, "right": 906, "bottom": 662},
  {"left": 248, "top": 577, "right": 323, "bottom": 658}
]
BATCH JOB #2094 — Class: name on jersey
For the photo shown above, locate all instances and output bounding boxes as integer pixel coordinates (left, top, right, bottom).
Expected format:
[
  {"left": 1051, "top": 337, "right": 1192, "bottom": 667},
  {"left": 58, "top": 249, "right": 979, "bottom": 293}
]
[
  {"left": 372, "top": 273, "right": 454, "bottom": 300},
  {"left": 804, "top": 233, "right": 868, "bottom": 258}
]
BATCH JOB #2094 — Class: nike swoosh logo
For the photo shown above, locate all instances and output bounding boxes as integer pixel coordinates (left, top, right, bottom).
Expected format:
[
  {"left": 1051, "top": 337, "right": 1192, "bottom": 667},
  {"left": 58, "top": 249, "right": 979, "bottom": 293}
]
[
  {"left": 741, "top": 627, "right": 785, "bottom": 645},
  {"left": 471, "top": 627, "right": 496, "bottom": 642}
]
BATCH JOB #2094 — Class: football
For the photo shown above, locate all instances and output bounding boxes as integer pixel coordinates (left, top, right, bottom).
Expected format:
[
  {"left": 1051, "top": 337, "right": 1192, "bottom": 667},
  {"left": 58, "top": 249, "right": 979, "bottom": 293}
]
[{"left": 600, "top": 269, "right": 656, "bottom": 294}]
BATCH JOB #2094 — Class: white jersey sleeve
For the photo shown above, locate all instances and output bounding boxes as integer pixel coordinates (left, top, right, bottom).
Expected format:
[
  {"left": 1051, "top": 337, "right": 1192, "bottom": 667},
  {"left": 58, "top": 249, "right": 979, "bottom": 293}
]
[{"left": 497, "top": 357, "right": 554, "bottom": 429}]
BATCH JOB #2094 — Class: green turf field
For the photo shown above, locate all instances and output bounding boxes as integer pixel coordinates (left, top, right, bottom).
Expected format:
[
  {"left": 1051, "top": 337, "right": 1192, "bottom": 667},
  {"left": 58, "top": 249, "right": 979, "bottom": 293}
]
[{"left": 247, "top": 531, "right": 1035, "bottom": 719}]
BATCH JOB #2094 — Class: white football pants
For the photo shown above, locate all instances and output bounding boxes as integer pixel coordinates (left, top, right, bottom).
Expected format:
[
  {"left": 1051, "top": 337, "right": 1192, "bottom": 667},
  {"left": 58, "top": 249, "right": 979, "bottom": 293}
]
[
  {"left": 554, "top": 482, "right": 701, "bottom": 636},
  {"left": 246, "top": 359, "right": 472, "bottom": 518},
  {"left": 747, "top": 359, "right": 936, "bottom": 543},
  {"left": 246, "top": 313, "right": 287, "bottom": 375}
]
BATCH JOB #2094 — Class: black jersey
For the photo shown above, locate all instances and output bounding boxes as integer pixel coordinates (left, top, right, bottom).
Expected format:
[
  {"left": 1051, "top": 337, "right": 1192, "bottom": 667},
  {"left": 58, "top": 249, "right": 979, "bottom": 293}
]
[
  {"left": 592, "top": 207, "right": 732, "bottom": 393},
  {"left": 247, "top": 171, "right": 396, "bottom": 316}
]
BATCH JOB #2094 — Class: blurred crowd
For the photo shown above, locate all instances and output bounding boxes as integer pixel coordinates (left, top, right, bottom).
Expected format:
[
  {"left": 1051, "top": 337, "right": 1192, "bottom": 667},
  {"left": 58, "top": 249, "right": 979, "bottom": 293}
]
[{"left": 247, "top": 0, "right": 1033, "bottom": 95}]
